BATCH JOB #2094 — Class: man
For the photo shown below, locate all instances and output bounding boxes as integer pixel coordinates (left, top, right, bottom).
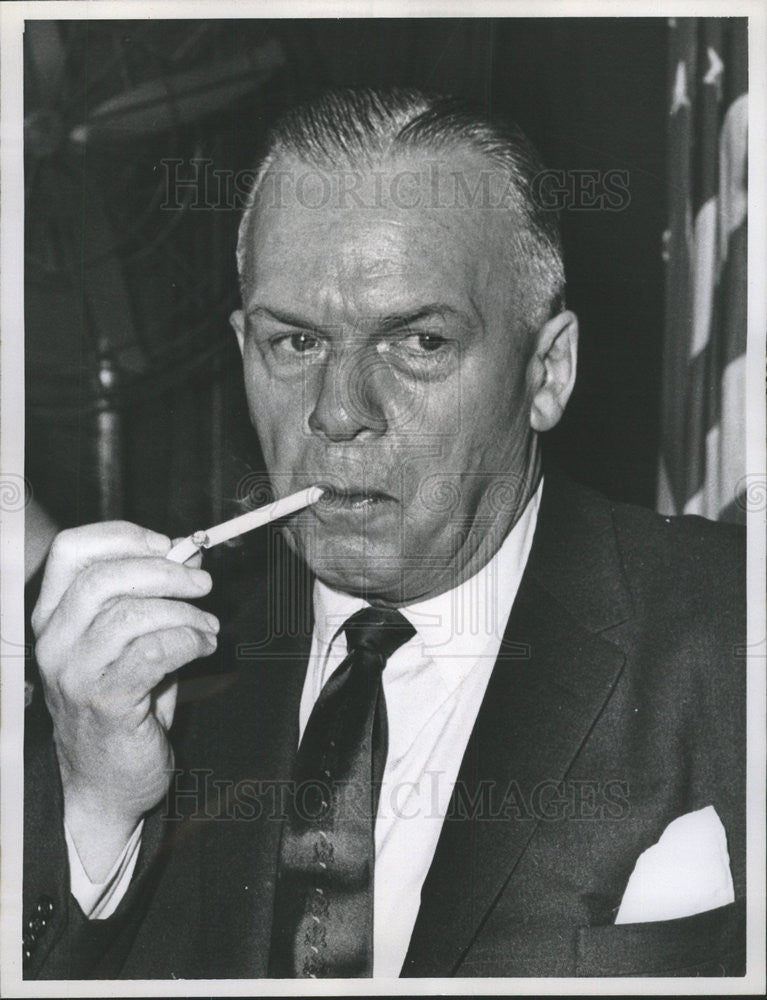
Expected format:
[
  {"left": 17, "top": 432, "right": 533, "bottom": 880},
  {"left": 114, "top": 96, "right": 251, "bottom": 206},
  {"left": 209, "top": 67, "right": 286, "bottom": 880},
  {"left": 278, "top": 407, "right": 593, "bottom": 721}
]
[{"left": 24, "top": 87, "right": 745, "bottom": 979}]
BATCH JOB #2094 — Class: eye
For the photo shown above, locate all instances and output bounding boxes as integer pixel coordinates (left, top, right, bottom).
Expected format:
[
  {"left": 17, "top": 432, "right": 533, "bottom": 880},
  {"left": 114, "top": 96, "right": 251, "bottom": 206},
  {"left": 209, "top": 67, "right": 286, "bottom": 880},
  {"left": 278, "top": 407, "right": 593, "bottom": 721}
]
[
  {"left": 400, "top": 332, "right": 448, "bottom": 354},
  {"left": 378, "top": 330, "right": 456, "bottom": 378},
  {"left": 272, "top": 332, "right": 323, "bottom": 356}
]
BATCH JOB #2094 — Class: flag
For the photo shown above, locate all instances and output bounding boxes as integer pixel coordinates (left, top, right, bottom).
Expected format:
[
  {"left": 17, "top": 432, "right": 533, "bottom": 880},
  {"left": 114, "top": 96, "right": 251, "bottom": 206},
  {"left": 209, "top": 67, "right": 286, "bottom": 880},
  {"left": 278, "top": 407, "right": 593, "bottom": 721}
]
[{"left": 657, "top": 17, "right": 748, "bottom": 523}]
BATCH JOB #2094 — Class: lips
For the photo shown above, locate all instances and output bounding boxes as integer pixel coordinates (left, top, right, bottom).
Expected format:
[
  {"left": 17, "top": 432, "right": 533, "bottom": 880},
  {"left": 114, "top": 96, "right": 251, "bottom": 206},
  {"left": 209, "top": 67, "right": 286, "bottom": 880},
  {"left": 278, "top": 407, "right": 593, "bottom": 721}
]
[{"left": 314, "top": 484, "right": 396, "bottom": 512}]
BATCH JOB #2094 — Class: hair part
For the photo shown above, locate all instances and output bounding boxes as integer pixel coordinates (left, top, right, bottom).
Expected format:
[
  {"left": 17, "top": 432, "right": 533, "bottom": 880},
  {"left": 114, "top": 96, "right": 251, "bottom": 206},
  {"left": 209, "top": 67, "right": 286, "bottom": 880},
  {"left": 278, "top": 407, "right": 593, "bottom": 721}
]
[{"left": 236, "top": 86, "right": 566, "bottom": 330}]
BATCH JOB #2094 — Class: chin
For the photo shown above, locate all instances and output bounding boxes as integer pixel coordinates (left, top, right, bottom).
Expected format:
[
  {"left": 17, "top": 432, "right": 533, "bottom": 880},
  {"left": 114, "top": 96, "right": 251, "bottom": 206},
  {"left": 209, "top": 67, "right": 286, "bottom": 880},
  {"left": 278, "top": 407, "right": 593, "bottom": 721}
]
[
  {"left": 315, "top": 568, "right": 400, "bottom": 601},
  {"left": 284, "top": 528, "right": 410, "bottom": 600}
]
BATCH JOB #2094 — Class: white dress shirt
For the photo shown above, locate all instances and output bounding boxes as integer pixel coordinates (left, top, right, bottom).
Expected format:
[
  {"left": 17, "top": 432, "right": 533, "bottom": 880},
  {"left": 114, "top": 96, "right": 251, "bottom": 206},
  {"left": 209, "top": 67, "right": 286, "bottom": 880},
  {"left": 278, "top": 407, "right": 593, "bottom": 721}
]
[{"left": 69, "top": 481, "right": 542, "bottom": 977}]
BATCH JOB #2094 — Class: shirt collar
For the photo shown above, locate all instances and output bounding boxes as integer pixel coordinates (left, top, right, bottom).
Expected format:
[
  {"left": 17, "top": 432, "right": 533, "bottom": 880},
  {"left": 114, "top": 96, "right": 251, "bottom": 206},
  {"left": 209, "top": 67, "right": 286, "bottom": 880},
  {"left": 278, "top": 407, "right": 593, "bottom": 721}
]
[{"left": 312, "top": 478, "right": 543, "bottom": 693}]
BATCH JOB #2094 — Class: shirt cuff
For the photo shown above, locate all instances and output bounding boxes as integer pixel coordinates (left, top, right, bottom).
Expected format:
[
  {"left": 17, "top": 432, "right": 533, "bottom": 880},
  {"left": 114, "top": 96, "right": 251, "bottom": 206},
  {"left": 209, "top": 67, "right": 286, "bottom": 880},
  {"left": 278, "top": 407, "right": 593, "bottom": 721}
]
[{"left": 65, "top": 819, "right": 144, "bottom": 920}]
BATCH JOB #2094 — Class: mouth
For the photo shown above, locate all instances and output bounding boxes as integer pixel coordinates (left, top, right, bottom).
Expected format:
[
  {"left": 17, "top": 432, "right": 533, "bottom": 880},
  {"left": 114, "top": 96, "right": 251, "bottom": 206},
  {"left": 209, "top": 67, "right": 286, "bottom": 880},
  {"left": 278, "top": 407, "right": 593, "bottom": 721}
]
[{"left": 315, "top": 485, "right": 396, "bottom": 512}]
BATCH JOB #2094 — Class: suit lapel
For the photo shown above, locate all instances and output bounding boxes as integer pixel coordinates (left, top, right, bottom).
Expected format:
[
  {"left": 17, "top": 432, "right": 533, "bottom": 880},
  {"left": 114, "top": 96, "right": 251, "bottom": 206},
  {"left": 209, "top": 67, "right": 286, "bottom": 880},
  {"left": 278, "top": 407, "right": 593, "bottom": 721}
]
[
  {"left": 240, "top": 631, "right": 310, "bottom": 977},
  {"left": 402, "top": 470, "right": 632, "bottom": 977},
  {"left": 199, "top": 533, "right": 315, "bottom": 977}
]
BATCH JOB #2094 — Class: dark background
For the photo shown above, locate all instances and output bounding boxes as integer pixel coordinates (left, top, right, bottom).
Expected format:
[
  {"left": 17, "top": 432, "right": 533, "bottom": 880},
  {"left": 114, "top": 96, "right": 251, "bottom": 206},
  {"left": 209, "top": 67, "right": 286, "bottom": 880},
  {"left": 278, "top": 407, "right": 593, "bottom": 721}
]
[{"left": 25, "top": 17, "right": 667, "bottom": 539}]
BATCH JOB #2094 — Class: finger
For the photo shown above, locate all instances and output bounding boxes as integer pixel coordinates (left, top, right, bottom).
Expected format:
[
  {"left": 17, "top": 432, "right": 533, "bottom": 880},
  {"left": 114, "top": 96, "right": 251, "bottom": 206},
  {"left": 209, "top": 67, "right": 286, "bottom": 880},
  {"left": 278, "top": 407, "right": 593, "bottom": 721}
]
[
  {"left": 153, "top": 674, "right": 179, "bottom": 730},
  {"left": 106, "top": 626, "right": 218, "bottom": 707},
  {"left": 171, "top": 537, "right": 203, "bottom": 563},
  {"left": 175, "top": 546, "right": 203, "bottom": 570},
  {"left": 45, "top": 557, "right": 213, "bottom": 645},
  {"left": 33, "top": 522, "right": 171, "bottom": 634},
  {"left": 74, "top": 598, "right": 220, "bottom": 677}
]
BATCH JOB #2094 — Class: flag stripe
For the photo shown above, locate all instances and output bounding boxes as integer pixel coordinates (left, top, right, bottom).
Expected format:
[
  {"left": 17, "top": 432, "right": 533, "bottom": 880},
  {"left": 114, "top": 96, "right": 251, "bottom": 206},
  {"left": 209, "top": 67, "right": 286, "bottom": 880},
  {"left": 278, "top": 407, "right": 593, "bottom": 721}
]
[
  {"left": 691, "top": 20, "right": 721, "bottom": 215},
  {"left": 658, "top": 16, "right": 747, "bottom": 521}
]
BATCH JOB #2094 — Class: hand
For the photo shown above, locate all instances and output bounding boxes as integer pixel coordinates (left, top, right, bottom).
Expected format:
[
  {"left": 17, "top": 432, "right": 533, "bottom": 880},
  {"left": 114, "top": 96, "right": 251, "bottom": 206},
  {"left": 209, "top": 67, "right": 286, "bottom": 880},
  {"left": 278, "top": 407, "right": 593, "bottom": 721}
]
[{"left": 31, "top": 521, "right": 219, "bottom": 879}]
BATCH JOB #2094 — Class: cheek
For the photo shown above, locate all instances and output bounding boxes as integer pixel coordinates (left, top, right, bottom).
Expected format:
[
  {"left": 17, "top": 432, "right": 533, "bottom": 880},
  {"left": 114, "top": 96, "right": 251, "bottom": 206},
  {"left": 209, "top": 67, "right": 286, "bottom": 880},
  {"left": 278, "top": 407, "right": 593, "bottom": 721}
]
[
  {"left": 469, "top": 348, "right": 531, "bottom": 434},
  {"left": 410, "top": 363, "right": 529, "bottom": 511},
  {"left": 242, "top": 350, "right": 308, "bottom": 467},
  {"left": 444, "top": 359, "right": 526, "bottom": 457},
  {"left": 383, "top": 364, "right": 461, "bottom": 439}
]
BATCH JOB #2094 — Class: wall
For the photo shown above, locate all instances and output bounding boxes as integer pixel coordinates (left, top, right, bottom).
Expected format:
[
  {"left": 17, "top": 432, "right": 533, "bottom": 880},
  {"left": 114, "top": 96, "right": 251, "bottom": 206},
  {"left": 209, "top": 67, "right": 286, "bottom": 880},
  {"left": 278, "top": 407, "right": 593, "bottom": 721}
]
[{"left": 25, "top": 17, "right": 668, "bottom": 535}]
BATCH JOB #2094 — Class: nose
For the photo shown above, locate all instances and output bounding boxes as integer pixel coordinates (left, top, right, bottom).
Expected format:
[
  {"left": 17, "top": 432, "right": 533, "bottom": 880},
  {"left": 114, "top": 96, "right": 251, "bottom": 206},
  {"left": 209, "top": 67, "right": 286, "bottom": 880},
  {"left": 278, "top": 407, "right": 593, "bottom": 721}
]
[{"left": 308, "top": 345, "right": 388, "bottom": 442}]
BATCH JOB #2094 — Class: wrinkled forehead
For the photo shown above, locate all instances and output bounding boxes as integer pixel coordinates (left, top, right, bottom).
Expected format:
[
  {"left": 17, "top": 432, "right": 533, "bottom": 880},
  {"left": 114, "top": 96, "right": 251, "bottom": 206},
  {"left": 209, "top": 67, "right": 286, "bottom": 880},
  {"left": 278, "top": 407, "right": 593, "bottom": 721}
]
[{"left": 238, "top": 150, "right": 524, "bottom": 318}]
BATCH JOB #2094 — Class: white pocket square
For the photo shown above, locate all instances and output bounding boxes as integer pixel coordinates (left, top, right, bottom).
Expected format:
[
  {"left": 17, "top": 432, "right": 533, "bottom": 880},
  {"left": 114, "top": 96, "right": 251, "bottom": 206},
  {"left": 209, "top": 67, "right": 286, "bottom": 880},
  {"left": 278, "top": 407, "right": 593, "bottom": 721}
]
[{"left": 615, "top": 805, "right": 735, "bottom": 924}]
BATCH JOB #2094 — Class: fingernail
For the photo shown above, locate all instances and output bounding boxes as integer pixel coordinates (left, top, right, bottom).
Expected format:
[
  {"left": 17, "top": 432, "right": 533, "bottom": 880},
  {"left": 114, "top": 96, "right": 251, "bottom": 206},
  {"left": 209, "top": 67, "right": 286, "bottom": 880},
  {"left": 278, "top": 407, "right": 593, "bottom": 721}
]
[{"left": 204, "top": 614, "right": 220, "bottom": 633}]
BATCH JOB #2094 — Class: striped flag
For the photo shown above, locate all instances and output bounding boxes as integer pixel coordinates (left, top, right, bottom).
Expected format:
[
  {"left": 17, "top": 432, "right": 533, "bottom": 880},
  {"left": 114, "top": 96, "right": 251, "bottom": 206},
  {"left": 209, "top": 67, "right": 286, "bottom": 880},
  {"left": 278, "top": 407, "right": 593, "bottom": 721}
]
[{"left": 657, "top": 17, "right": 748, "bottom": 524}]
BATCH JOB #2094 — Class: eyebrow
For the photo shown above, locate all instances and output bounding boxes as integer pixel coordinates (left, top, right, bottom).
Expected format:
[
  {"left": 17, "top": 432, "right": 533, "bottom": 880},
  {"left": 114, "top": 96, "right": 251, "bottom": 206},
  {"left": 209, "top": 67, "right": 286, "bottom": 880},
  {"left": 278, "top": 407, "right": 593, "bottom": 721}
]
[
  {"left": 377, "top": 305, "right": 467, "bottom": 333},
  {"left": 246, "top": 306, "right": 317, "bottom": 331},
  {"left": 247, "top": 303, "right": 472, "bottom": 333}
]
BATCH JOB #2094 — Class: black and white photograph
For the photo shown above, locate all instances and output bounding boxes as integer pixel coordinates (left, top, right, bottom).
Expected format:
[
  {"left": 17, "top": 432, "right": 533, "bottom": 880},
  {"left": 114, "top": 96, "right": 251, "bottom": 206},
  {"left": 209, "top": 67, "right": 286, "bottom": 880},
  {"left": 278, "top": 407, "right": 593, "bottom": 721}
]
[{"left": 1, "top": 1, "right": 764, "bottom": 993}]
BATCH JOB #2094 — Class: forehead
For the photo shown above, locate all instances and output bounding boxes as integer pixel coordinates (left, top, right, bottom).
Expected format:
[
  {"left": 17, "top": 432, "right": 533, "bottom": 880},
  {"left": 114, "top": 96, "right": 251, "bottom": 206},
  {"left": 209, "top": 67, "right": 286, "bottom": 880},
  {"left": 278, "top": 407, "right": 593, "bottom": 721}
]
[{"left": 240, "top": 151, "right": 515, "bottom": 320}]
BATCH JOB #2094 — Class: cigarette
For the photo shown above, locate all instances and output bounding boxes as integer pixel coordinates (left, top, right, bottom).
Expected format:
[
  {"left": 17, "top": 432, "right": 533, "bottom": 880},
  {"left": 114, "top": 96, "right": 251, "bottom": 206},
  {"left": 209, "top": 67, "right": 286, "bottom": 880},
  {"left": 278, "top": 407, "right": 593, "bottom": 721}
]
[{"left": 166, "top": 485, "right": 325, "bottom": 563}]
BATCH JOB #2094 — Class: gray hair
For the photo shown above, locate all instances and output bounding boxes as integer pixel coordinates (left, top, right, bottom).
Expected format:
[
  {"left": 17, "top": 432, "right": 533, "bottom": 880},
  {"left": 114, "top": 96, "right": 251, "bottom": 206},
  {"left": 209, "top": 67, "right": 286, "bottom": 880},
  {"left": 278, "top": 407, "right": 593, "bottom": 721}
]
[{"left": 236, "top": 86, "right": 565, "bottom": 329}]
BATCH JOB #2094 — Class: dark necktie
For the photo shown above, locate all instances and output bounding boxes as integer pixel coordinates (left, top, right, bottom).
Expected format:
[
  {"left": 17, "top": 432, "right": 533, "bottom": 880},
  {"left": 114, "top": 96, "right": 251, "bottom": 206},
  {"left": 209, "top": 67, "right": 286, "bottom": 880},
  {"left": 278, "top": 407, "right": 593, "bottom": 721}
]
[{"left": 268, "top": 606, "right": 416, "bottom": 978}]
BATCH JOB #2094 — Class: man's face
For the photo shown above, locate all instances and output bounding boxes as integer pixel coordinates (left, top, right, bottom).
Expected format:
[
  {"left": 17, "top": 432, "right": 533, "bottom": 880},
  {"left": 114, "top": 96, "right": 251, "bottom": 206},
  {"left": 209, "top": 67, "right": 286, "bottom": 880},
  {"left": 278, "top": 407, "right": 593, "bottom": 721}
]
[{"left": 232, "top": 150, "right": 544, "bottom": 604}]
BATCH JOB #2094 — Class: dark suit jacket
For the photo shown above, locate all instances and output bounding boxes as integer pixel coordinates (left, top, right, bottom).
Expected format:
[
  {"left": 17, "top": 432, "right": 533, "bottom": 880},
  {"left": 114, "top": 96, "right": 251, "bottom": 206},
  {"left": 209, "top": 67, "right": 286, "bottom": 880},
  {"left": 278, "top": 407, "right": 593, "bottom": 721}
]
[{"left": 23, "top": 469, "right": 747, "bottom": 978}]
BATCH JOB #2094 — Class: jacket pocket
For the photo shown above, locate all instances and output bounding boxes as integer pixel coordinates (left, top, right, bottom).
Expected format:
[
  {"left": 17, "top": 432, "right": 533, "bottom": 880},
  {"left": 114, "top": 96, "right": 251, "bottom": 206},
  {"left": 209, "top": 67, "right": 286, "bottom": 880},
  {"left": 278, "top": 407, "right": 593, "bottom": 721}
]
[{"left": 575, "top": 899, "right": 745, "bottom": 976}]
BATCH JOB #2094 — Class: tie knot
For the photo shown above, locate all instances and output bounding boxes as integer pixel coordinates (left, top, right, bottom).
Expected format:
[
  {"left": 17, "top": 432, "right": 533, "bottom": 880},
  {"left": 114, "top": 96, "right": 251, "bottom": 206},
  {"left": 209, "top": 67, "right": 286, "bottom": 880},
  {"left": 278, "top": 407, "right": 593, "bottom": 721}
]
[{"left": 343, "top": 606, "right": 416, "bottom": 663}]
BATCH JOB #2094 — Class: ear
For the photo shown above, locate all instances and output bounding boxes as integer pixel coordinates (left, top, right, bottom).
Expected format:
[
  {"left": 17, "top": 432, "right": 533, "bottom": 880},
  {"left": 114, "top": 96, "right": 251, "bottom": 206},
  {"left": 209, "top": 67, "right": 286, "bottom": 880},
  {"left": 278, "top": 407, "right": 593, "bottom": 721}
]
[
  {"left": 230, "top": 309, "right": 245, "bottom": 355},
  {"left": 528, "top": 310, "right": 578, "bottom": 433}
]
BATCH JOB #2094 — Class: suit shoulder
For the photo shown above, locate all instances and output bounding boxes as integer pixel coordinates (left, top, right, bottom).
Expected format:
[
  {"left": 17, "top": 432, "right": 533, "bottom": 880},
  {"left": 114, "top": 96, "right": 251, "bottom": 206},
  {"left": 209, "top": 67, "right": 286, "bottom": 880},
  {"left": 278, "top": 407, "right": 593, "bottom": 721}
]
[
  {"left": 606, "top": 494, "right": 745, "bottom": 630},
  {"left": 610, "top": 495, "right": 744, "bottom": 580}
]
